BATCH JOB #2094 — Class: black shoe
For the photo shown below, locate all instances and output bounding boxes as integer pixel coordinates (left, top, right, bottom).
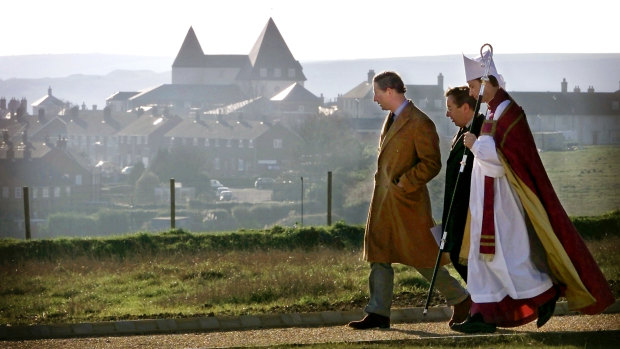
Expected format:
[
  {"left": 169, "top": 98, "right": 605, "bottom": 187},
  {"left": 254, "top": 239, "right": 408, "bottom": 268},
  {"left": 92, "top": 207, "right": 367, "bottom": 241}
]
[
  {"left": 537, "top": 291, "right": 560, "bottom": 328},
  {"left": 450, "top": 313, "right": 496, "bottom": 334},
  {"left": 347, "top": 313, "right": 390, "bottom": 329}
]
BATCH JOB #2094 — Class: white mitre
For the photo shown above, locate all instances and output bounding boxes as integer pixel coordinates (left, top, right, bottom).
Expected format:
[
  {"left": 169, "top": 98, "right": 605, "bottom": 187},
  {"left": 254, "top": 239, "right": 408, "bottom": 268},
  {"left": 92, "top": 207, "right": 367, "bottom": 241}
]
[{"left": 463, "top": 50, "right": 506, "bottom": 88}]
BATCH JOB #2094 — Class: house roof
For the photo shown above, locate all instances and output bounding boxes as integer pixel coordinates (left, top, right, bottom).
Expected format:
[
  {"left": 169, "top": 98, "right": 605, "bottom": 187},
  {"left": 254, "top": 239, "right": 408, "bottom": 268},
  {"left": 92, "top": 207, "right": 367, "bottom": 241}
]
[
  {"left": 106, "top": 91, "right": 140, "bottom": 102},
  {"left": 117, "top": 114, "right": 182, "bottom": 137},
  {"left": 57, "top": 111, "right": 136, "bottom": 136},
  {"left": 129, "top": 84, "right": 247, "bottom": 107},
  {"left": 511, "top": 91, "right": 620, "bottom": 116},
  {"left": 31, "top": 94, "right": 65, "bottom": 108},
  {"left": 271, "top": 83, "right": 319, "bottom": 102},
  {"left": 0, "top": 143, "right": 89, "bottom": 186},
  {"left": 172, "top": 27, "right": 205, "bottom": 68},
  {"left": 341, "top": 81, "right": 373, "bottom": 99},
  {"left": 164, "top": 117, "right": 272, "bottom": 140}
]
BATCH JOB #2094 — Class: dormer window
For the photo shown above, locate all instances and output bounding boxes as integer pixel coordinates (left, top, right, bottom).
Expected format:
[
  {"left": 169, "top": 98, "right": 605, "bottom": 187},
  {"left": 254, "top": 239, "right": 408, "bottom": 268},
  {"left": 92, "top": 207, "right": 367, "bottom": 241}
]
[
  {"left": 288, "top": 68, "right": 296, "bottom": 78},
  {"left": 260, "top": 68, "right": 268, "bottom": 78},
  {"left": 274, "top": 68, "right": 282, "bottom": 78}
]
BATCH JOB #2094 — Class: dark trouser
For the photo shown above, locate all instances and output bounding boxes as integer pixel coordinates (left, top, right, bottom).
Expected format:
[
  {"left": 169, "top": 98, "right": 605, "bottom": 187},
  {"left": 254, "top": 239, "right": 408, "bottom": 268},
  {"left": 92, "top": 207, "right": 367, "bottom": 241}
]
[
  {"left": 364, "top": 262, "right": 469, "bottom": 317},
  {"left": 449, "top": 245, "right": 468, "bottom": 283}
]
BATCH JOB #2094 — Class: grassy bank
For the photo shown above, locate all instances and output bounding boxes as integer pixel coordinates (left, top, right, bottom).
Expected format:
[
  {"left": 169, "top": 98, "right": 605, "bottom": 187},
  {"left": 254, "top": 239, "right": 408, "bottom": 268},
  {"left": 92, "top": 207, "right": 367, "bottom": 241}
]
[{"left": 0, "top": 215, "right": 618, "bottom": 326}]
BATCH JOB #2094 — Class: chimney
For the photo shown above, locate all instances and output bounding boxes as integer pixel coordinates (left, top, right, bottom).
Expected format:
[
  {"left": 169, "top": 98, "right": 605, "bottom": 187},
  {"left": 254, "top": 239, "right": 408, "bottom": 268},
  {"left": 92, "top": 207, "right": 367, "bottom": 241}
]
[
  {"left": 587, "top": 86, "right": 595, "bottom": 93},
  {"left": 573, "top": 86, "right": 581, "bottom": 93},
  {"left": 48, "top": 86, "right": 52, "bottom": 96},
  {"left": 437, "top": 73, "right": 444, "bottom": 90},
  {"left": 0, "top": 97, "right": 5, "bottom": 110},
  {"left": 92, "top": 104, "right": 97, "bottom": 111},
  {"left": 367, "top": 69, "right": 375, "bottom": 84},
  {"left": 81, "top": 102, "right": 87, "bottom": 111},
  {"left": 561, "top": 78, "right": 568, "bottom": 93}
]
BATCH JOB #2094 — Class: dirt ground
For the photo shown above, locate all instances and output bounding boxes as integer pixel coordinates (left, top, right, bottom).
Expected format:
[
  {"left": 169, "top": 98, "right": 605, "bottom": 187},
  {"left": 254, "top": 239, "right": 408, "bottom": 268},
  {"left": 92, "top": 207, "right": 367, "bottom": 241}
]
[{"left": 1, "top": 313, "right": 619, "bottom": 349}]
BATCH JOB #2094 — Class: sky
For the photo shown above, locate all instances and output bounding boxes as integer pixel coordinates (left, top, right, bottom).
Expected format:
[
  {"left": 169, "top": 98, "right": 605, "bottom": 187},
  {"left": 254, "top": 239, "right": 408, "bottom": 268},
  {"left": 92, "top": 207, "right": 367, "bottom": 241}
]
[{"left": 1, "top": 0, "right": 618, "bottom": 61}]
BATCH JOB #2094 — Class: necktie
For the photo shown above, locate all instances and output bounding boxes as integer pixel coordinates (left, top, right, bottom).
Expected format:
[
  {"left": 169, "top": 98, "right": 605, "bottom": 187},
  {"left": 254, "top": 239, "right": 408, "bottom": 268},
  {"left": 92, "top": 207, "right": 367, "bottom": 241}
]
[{"left": 385, "top": 113, "right": 395, "bottom": 131}]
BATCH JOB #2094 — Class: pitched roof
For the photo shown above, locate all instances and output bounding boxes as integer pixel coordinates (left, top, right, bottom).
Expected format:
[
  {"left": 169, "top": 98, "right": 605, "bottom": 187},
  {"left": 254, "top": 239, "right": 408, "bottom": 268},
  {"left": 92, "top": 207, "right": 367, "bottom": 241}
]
[
  {"left": 117, "top": 114, "right": 182, "bottom": 137},
  {"left": 271, "top": 83, "right": 319, "bottom": 102},
  {"left": 106, "top": 91, "right": 140, "bottom": 101},
  {"left": 165, "top": 117, "right": 271, "bottom": 140},
  {"left": 58, "top": 111, "right": 136, "bottom": 136},
  {"left": 172, "top": 27, "right": 205, "bottom": 67},
  {"left": 31, "top": 93, "right": 65, "bottom": 108},
  {"left": 129, "top": 84, "right": 247, "bottom": 107},
  {"left": 510, "top": 91, "right": 620, "bottom": 115},
  {"left": 247, "top": 18, "right": 306, "bottom": 80},
  {"left": 341, "top": 81, "right": 373, "bottom": 99},
  {"left": 406, "top": 84, "right": 444, "bottom": 101}
]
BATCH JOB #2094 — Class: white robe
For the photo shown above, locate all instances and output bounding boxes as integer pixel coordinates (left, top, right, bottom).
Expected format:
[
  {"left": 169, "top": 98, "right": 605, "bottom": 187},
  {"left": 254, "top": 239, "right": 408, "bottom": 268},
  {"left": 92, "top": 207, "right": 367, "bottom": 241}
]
[{"left": 467, "top": 100, "right": 553, "bottom": 303}]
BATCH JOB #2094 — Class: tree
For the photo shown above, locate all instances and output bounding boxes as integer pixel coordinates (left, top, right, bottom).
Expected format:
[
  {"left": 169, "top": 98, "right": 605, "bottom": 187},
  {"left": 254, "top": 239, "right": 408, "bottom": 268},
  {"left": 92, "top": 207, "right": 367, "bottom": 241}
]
[
  {"left": 134, "top": 170, "right": 160, "bottom": 205},
  {"left": 149, "top": 147, "right": 212, "bottom": 196}
]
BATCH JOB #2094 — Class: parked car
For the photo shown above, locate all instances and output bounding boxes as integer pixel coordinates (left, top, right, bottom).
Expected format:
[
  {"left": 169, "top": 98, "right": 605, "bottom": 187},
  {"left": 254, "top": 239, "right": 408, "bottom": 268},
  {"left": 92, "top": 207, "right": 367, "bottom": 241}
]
[
  {"left": 219, "top": 190, "right": 232, "bottom": 201},
  {"left": 254, "top": 177, "right": 276, "bottom": 189},
  {"left": 216, "top": 186, "right": 230, "bottom": 196}
]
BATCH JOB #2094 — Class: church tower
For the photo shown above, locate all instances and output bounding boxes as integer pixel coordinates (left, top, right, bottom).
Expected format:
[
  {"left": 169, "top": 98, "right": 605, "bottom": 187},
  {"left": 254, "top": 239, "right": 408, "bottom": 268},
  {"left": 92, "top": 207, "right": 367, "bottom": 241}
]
[
  {"left": 246, "top": 18, "right": 306, "bottom": 98},
  {"left": 172, "top": 27, "right": 206, "bottom": 84}
]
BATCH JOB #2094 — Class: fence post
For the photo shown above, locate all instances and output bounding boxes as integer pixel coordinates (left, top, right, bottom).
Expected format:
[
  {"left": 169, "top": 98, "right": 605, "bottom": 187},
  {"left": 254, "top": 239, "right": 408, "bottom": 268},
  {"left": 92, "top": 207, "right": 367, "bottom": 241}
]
[
  {"left": 327, "top": 171, "right": 332, "bottom": 226},
  {"left": 300, "top": 177, "right": 304, "bottom": 227},
  {"left": 170, "top": 178, "right": 175, "bottom": 229},
  {"left": 23, "top": 187, "right": 31, "bottom": 240}
]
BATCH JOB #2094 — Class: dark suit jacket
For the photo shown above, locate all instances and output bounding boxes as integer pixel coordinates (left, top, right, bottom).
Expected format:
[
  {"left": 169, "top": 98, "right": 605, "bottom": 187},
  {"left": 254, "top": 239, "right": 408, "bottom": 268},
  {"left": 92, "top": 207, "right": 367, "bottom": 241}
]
[{"left": 441, "top": 113, "right": 485, "bottom": 252}]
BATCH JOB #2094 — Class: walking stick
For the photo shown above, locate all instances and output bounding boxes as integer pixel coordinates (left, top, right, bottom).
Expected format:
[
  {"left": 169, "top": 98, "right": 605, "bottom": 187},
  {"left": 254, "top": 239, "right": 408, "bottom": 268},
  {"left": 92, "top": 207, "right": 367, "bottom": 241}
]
[{"left": 423, "top": 44, "right": 493, "bottom": 316}]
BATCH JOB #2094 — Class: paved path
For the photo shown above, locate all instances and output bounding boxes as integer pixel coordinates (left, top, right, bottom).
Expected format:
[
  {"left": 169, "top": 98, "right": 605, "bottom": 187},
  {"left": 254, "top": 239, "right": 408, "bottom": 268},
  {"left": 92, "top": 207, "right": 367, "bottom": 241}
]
[{"left": 1, "top": 302, "right": 619, "bottom": 348}]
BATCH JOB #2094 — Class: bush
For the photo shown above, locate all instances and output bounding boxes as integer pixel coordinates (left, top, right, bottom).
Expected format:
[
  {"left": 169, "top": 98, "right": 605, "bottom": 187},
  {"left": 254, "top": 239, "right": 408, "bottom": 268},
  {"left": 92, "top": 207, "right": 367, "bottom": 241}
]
[
  {"left": 47, "top": 212, "right": 97, "bottom": 237},
  {"left": 96, "top": 209, "right": 130, "bottom": 235},
  {"left": 571, "top": 210, "right": 620, "bottom": 240}
]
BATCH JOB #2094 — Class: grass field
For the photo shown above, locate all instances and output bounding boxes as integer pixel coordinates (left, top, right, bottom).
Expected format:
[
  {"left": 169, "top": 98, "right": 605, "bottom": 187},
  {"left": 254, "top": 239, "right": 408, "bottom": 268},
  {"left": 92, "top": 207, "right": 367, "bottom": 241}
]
[
  {"left": 1, "top": 234, "right": 617, "bottom": 326},
  {"left": 540, "top": 145, "right": 620, "bottom": 216}
]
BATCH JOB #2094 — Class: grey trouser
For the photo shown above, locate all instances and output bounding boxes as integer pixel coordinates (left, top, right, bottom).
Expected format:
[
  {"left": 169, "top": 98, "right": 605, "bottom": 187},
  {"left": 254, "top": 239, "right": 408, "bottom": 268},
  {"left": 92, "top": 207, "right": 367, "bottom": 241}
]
[{"left": 364, "top": 262, "right": 469, "bottom": 317}]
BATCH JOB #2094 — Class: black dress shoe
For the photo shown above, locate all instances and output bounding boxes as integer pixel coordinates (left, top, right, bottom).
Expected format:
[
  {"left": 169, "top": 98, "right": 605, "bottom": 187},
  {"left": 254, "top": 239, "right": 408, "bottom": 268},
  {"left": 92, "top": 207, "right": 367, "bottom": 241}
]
[
  {"left": 450, "top": 313, "right": 496, "bottom": 334},
  {"left": 537, "top": 291, "right": 560, "bottom": 328},
  {"left": 347, "top": 313, "right": 390, "bottom": 329}
]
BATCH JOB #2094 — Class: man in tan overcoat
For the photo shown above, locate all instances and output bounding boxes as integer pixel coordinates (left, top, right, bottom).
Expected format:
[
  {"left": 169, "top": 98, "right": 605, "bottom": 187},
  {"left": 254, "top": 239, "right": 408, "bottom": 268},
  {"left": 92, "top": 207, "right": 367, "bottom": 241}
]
[{"left": 348, "top": 71, "right": 471, "bottom": 330}]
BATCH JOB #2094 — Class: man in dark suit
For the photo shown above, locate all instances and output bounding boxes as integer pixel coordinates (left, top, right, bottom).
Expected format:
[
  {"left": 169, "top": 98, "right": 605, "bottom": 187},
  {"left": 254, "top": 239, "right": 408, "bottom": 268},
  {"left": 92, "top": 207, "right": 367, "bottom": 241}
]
[
  {"left": 441, "top": 86, "right": 484, "bottom": 325},
  {"left": 443, "top": 86, "right": 485, "bottom": 280}
]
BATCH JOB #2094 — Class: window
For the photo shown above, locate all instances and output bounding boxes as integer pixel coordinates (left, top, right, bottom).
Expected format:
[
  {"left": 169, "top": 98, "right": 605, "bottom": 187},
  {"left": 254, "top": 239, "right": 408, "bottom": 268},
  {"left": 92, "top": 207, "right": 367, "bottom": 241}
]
[
  {"left": 2, "top": 187, "right": 8, "bottom": 198},
  {"left": 226, "top": 139, "right": 231, "bottom": 148},
  {"left": 42, "top": 187, "right": 49, "bottom": 198},
  {"left": 15, "top": 187, "right": 22, "bottom": 199},
  {"left": 54, "top": 187, "right": 61, "bottom": 198},
  {"left": 193, "top": 138, "right": 199, "bottom": 146},
  {"left": 75, "top": 174, "right": 82, "bottom": 186},
  {"left": 239, "top": 140, "right": 244, "bottom": 148},
  {"left": 260, "top": 68, "right": 268, "bottom": 77},
  {"left": 288, "top": 68, "right": 296, "bottom": 78},
  {"left": 214, "top": 157, "right": 220, "bottom": 170},
  {"left": 215, "top": 139, "right": 220, "bottom": 147},
  {"left": 65, "top": 186, "right": 71, "bottom": 196},
  {"left": 32, "top": 187, "right": 38, "bottom": 199},
  {"left": 273, "top": 139, "right": 283, "bottom": 149},
  {"left": 238, "top": 159, "right": 244, "bottom": 171},
  {"left": 249, "top": 139, "right": 254, "bottom": 148},
  {"left": 274, "top": 68, "right": 282, "bottom": 78},
  {"left": 204, "top": 138, "right": 210, "bottom": 147}
]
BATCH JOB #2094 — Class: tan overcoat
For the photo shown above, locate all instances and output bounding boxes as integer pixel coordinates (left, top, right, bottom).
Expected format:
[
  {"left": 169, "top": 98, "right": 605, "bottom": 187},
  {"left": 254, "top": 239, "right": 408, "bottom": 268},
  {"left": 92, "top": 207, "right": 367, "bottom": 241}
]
[{"left": 364, "top": 100, "right": 449, "bottom": 268}]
